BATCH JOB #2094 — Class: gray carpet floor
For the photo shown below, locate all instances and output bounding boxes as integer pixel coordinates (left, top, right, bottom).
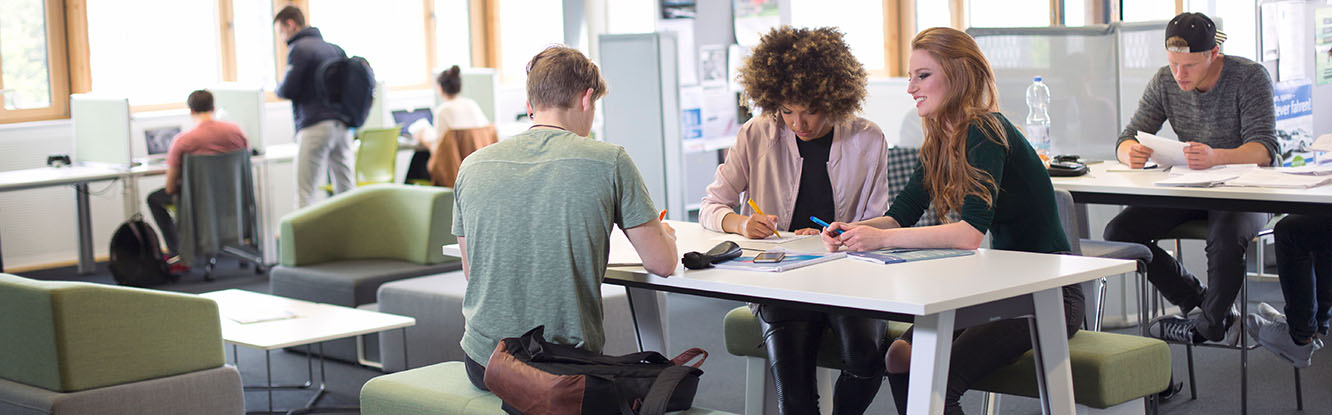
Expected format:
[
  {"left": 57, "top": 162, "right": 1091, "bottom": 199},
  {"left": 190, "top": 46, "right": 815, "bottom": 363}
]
[{"left": 17, "top": 261, "right": 1330, "bottom": 414}]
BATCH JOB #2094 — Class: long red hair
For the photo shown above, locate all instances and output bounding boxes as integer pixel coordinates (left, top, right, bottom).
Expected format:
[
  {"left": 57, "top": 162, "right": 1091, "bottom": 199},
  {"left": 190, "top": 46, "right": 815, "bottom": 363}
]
[{"left": 911, "top": 27, "right": 1009, "bottom": 222}]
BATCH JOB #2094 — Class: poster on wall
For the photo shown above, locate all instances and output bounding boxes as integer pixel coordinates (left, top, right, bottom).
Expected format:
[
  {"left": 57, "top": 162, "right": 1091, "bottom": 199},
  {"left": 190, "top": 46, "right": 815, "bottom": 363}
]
[
  {"left": 733, "top": 0, "right": 780, "bottom": 47},
  {"left": 1317, "top": 8, "right": 1332, "bottom": 85},
  {"left": 1273, "top": 80, "right": 1315, "bottom": 166}
]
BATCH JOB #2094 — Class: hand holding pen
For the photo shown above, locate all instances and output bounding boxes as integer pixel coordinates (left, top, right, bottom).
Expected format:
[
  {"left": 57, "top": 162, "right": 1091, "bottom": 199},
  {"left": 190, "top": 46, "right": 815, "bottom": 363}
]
[{"left": 743, "top": 199, "right": 781, "bottom": 239}]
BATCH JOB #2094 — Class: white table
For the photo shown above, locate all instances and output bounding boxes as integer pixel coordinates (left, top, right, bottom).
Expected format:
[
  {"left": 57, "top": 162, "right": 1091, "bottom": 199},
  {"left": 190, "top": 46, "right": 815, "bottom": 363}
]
[
  {"left": 1051, "top": 161, "right": 1332, "bottom": 213},
  {"left": 0, "top": 144, "right": 298, "bottom": 274},
  {"left": 443, "top": 221, "right": 1134, "bottom": 414},
  {"left": 200, "top": 289, "right": 414, "bottom": 414}
]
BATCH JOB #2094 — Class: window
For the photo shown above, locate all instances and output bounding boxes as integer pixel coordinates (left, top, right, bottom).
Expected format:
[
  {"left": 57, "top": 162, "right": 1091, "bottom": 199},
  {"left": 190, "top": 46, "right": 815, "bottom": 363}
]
[
  {"left": 790, "top": 0, "right": 885, "bottom": 72},
  {"left": 497, "top": 0, "right": 563, "bottom": 83},
  {"left": 233, "top": 0, "right": 278, "bottom": 89},
  {"left": 1065, "top": 0, "right": 1087, "bottom": 26},
  {"left": 969, "top": 0, "right": 1050, "bottom": 28},
  {"left": 310, "top": 0, "right": 428, "bottom": 87},
  {"left": 1121, "top": 0, "right": 1176, "bottom": 23},
  {"left": 916, "top": 1, "right": 952, "bottom": 31},
  {"left": 0, "top": 0, "right": 68, "bottom": 123},
  {"left": 606, "top": 0, "right": 655, "bottom": 34},
  {"left": 435, "top": 0, "right": 472, "bottom": 70},
  {"left": 1188, "top": 0, "right": 1257, "bottom": 61},
  {"left": 87, "top": 0, "right": 222, "bottom": 105}
]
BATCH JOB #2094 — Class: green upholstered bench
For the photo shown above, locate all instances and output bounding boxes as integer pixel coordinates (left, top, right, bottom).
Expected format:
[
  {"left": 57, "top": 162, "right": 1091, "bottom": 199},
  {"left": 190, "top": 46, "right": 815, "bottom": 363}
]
[
  {"left": 722, "top": 306, "right": 1169, "bottom": 414},
  {"left": 360, "top": 361, "right": 737, "bottom": 415}
]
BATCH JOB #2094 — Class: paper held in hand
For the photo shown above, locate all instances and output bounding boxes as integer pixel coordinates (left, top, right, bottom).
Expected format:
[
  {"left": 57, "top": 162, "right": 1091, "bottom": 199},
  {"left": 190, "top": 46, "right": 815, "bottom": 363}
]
[{"left": 1135, "top": 131, "right": 1188, "bottom": 168}]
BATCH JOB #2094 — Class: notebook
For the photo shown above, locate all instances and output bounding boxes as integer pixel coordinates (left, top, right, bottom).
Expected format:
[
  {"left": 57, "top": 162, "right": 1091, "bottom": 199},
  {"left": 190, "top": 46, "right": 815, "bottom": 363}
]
[
  {"left": 847, "top": 248, "right": 976, "bottom": 264},
  {"left": 712, "top": 252, "right": 846, "bottom": 272}
]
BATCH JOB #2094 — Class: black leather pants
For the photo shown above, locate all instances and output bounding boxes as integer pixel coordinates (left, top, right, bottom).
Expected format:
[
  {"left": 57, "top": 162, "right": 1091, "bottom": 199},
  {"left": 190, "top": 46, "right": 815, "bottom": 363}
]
[{"left": 757, "top": 304, "right": 887, "bottom": 415}]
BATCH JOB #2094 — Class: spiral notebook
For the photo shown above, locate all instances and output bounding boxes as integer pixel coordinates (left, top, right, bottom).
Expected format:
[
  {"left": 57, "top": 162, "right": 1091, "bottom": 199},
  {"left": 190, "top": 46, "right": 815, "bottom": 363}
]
[{"left": 847, "top": 248, "right": 975, "bottom": 264}]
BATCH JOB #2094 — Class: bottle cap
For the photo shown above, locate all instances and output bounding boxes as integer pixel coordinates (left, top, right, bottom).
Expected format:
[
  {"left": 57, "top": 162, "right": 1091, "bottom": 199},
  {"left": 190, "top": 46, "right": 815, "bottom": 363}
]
[{"left": 1034, "top": 76, "right": 1043, "bottom": 82}]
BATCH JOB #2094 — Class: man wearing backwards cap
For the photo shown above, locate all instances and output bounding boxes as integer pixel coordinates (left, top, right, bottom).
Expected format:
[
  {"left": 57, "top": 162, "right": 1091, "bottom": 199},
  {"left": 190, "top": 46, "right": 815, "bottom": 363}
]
[{"left": 1106, "top": 12, "right": 1278, "bottom": 347}]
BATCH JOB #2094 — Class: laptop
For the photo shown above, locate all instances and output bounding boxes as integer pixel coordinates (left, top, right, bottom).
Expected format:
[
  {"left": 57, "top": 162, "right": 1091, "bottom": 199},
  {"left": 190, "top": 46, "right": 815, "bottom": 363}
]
[
  {"left": 391, "top": 107, "right": 433, "bottom": 137},
  {"left": 141, "top": 125, "right": 181, "bottom": 165}
]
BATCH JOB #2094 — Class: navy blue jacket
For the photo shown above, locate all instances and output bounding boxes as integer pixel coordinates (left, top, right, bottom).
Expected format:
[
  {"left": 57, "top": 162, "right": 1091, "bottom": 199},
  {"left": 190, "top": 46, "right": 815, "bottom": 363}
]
[{"left": 276, "top": 27, "right": 346, "bottom": 130}]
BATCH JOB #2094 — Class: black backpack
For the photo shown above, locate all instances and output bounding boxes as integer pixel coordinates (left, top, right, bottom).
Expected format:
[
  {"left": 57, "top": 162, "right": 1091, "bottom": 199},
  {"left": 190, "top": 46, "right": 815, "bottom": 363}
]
[
  {"left": 315, "top": 54, "right": 376, "bottom": 128},
  {"left": 485, "top": 326, "right": 707, "bottom": 415},
  {"left": 108, "top": 214, "right": 174, "bottom": 287}
]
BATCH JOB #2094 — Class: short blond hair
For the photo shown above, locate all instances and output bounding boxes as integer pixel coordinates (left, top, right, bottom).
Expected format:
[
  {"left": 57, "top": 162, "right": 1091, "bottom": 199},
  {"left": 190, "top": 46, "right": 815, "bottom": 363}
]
[{"left": 525, "top": 46, "right": 608, "bottom": 110}]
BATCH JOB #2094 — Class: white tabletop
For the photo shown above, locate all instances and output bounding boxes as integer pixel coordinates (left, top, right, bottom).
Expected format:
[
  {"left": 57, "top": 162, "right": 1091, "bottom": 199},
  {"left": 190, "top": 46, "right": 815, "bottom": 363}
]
[
  {"left": 1051, "top": 161, "right": 1332, "bottom": 213},
  {"left": 443, "top": 221, "right": 1135, "bottom": 316},
  {"left": 200, "top": 289, "right": 415, "bottom": 350},
  {"left": 0, "top": 165, "right": 127, "bottom": 192}
]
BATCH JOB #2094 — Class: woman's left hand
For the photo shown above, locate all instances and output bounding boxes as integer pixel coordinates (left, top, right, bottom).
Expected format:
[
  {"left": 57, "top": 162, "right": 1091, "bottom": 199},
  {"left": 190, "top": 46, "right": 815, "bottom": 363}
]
[
  {"left": 834, "top": 226, "right": 890, "bottom": 252},
  {"left": 793, "top": 228, "right": 820, "bottom": 236}
]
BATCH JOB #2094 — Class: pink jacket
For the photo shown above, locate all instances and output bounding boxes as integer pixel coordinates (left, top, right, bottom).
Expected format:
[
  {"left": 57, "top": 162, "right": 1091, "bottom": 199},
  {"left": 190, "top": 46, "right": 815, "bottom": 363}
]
[{"left": 699, "top": 116, "right": 893, "bottom": 232}]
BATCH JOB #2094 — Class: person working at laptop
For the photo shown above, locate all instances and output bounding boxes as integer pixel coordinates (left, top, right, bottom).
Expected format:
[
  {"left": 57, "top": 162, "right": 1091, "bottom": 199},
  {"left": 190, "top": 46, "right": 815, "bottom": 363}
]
[
  {"left": 452, "top": 46, "right": 678, "bottom": 390},
  {"left": 403, "top": 65, "right": 493, "bottom": 186},
  {"left": 697, "top": 26, "right": 893, "bottom": 414},
  {"left": 146, "top": 89, "right": 249, "bottom": 273},
  {"left": 1105, "top": 12, "right": 1278, "bottom": 347},
  {"left": 820, "top": 27, "right": 1081, "bottom": 414}
]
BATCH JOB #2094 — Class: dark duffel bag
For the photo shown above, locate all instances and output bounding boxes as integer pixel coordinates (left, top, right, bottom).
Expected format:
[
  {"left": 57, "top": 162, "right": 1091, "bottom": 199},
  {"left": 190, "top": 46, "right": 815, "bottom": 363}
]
[{"left": 485, "top": 326, "right": 707, "bottom": 415}]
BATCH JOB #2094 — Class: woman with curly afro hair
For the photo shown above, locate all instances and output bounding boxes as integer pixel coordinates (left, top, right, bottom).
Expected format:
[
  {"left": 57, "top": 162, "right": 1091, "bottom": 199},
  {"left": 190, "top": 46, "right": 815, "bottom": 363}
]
[
  {"left": 820, "top": 27, "right": 1083, "bottom": 414},
  {"left": 699, "top": 26, "right": 893, "bottom": 414}
]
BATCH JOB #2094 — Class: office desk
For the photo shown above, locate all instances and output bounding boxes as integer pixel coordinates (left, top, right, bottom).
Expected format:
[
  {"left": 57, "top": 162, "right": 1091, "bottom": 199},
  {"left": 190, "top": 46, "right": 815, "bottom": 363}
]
[
  {"left": 443, "top": 222, "right": 1134, "bottom": 414},
  {"left": 0, "top": 144, "right": 299, "bottom": 274},
  {"left": 0, "top": 165, "right": 134, "bottom": 274},
  {"left": 1050, "top": 161, "right": 1332, "bottom": 214}
]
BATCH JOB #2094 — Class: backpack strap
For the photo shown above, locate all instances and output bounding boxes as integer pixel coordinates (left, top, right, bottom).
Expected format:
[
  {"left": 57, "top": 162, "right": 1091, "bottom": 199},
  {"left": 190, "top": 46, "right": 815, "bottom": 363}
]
[
  {"left": 670, "top": 348, "right": 708, "bottom": 368},
  {"left": 637, "top": 365, "right": 695, "bottom": 415}
]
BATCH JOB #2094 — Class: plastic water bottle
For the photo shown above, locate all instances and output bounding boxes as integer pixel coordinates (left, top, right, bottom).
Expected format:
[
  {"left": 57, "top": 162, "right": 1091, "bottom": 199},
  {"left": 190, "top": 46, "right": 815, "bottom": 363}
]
[{"left": 1025, "top": 76, "right": 1052, "bottom": 160}]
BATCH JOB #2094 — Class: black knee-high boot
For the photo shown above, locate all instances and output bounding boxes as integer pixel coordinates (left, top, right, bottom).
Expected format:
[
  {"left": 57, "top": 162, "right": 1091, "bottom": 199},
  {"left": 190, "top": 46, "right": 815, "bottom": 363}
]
[{"left": 885, "top": 372, "right": 910, "bottom": 415}]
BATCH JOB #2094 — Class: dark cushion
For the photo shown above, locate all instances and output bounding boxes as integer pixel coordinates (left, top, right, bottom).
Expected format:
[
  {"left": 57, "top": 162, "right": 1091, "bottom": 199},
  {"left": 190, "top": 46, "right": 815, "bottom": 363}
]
[
  {"left": 1079, "top": 239, "right": 1153, "bottom": 263},
  {"left": 270, "top": 260, "right": 463, "bottom": 307}
]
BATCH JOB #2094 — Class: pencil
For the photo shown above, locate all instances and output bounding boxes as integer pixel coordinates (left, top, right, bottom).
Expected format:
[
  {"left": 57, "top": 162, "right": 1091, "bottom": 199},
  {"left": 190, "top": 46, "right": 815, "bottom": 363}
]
[
  {"left": 746, "top": 199, "right": 781, "bottom": 239},
  {"left": 659, "top": 209, "right": 667, "bottom": 221}
]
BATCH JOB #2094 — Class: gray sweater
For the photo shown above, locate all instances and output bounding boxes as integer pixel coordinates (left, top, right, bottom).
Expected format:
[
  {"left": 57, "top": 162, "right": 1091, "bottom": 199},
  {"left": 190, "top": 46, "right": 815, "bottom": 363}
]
[{"left": 1117, "top": 55, "right": 1279, "bottom": 165}]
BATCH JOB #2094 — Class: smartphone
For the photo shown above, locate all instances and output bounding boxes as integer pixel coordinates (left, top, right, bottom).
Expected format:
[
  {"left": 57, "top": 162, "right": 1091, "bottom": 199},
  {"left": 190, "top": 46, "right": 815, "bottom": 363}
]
[{"left": 753, "top": 251, "right": 786, "bottom": 263}]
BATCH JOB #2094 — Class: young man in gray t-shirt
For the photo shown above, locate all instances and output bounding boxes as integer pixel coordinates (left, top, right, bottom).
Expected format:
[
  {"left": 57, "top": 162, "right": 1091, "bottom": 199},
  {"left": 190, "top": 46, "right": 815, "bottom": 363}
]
[
  {"left": 1106, "top": 12, "right": 1277, "bottom": 347},
  {"left": 451, "top": 46, "right": 679, "bottom": 391}
]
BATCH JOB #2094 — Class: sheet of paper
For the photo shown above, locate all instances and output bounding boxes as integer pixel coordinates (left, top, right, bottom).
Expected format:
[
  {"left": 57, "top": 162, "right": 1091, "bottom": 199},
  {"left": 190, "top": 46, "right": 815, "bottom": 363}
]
[
  {"left": 1105, "top": 161, "right": 1162, "bottom": 172},
  {"left": 1135, "top": 131, "right": 1188, "bottom": 168},
  {"left": 1154, "top": 170, "right": 1241, "bottom": 187},
  {"left": 1168, "top": 164, "right": 1257, "bottom": 176},
  {"left": 1275, "top": 164, "right": 1332, "bottom": 175},
  {"left": 1226, "top": 169, "right": 1332, "bottom": 189},
  {"left": 1312, "top": 134, "right": 1332, "bottom": 152},
  {"left": 711, "top": 232, "right": 815, "bottom": 245}
]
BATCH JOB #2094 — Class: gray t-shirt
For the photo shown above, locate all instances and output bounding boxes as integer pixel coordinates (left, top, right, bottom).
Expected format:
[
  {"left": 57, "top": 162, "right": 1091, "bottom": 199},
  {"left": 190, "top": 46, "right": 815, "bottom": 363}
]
[
  {"left": 1117, "top": 55, "right": 1279, "bottom": 165},
  {"left": 452, "top": 128, "right": 658, "bottom": 365}
]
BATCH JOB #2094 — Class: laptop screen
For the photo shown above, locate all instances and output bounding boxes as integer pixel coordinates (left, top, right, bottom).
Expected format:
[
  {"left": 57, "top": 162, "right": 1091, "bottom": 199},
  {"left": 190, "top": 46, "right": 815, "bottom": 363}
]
[
  {"left": 144, "top": 126, "right": 181, "bottom": 156},
  {"left": 391, "top": 107, "right": 433, "bottom": 137}
]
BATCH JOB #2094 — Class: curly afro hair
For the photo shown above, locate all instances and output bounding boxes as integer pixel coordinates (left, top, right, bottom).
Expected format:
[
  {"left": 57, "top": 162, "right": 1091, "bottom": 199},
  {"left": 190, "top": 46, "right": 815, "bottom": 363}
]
[{"left": 738, "top": 26, "right": 867, "bottom": 122}]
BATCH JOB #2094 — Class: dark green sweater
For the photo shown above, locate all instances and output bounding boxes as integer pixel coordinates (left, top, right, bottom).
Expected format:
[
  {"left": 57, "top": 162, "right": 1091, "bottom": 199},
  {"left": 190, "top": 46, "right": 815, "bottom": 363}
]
[{"left": 886, "top": 113, "right": 1070, "bottom": 254}]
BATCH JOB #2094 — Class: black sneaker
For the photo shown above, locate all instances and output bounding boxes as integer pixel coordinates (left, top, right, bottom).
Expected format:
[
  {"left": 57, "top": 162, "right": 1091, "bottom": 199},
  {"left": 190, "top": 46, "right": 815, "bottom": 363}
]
[{"left": 1150, "top": 315, "right": 1199, "bottom": 344}]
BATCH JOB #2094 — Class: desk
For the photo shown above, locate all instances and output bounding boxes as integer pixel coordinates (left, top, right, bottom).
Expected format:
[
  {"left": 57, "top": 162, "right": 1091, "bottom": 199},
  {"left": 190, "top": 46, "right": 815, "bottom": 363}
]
[
  {"left": 0, "top": 165, "right": 134, "bottom": 273},
  {"left": 443, "top": 221, "right": 1134, "bottom": 414},
  {"left": 1050, "top": 161, "right": 1332, "bottom": 214},
  {"left": 0, "top": 144, "right": 298, "bottom": 274},
  {"left": 201, "top": 289, "right": 414, "bottom": 414}
]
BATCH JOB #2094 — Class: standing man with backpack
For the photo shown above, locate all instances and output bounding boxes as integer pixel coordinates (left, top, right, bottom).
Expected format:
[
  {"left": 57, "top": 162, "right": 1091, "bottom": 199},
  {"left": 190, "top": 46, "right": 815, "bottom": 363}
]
[{"left": 274, "top": 5, "right": 354, "bottom": 208}]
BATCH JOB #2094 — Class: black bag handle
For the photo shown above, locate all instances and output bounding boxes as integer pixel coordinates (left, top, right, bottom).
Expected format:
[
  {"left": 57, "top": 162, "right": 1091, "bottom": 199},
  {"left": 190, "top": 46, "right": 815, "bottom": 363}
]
[
  {"left": 520, "top": 326, "right": 671, "bottom": 366},
  {"left": 637, "top": 365, "right": 695, "bottom": 415}
]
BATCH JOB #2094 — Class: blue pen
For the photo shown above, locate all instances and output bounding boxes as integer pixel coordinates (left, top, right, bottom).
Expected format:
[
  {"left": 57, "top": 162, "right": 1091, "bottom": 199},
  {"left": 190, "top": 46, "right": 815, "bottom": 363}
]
[{"left": 809, "top": 216, "right": 843, "bottom": 235}]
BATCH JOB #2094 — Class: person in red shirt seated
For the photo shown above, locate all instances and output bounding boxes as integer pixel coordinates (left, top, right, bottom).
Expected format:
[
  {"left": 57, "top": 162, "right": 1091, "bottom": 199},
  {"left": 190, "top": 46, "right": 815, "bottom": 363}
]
[{"left": 145, "top": 89, "right": 249, "bottom": 272}]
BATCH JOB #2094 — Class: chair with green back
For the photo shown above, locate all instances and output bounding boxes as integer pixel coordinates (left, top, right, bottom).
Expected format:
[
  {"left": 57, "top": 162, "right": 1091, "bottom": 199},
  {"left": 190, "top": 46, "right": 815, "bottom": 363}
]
[
  {"left": 0, "top": 274, "right": 243, "bottom": 414},
  {"left": 322, "top": 127, "right": 401, "bottom": 194}
]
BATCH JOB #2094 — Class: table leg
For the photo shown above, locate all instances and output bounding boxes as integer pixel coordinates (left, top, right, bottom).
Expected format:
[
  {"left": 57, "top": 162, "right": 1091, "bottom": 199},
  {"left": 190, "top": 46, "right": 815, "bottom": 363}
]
[
  {"left": 402, "top": 327, "right": 410, "bottom": 370},
  {"left": 74, "top": 183, "right": 95, "bottom": 275},
  {"left": 266, "top": 350, "right": 274, "bottom": 415},
  {"left": 1030, "top": 287, "right": 1075, "bottom": 415},
  {"left": 906, "top": 310, "right": 954, "bottom": 415},
  {"left": 624, "top": 287, "right": 669, "bottom": 353}
]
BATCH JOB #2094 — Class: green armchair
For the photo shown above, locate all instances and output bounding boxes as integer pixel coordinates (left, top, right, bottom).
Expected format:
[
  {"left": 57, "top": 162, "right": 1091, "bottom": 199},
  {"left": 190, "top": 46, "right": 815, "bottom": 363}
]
[
  {"left": 0, "top": 273, "right": 242, "bottom": 414},
  {"left": 269, "top": 184, "right": 461, "bottom": 364}
]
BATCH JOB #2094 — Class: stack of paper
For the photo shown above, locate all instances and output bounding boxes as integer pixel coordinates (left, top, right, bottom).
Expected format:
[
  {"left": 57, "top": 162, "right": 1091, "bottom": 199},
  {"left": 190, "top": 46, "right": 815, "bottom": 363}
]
[
  {"left": 1226, "top": 169, "right": 1332, "bottom": 189},
  {"left": 711, "top": 232, "right": 816, "bottom": 245},
  {"left": 1154, "top": 170, "right": 1242, "bottom": 187},
  {"left": 1276, "top": 165, "right": 1332, "bottom": 176},
  {"left": 1136, "top": 131, "right": 1188, "bottom": 168}
]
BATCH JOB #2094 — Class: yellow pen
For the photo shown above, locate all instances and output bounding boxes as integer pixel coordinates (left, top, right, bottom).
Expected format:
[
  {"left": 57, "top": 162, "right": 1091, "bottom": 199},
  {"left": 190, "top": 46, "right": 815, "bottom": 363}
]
[{"left": 746, "top": 199, "right": 781, "bottom": 239}]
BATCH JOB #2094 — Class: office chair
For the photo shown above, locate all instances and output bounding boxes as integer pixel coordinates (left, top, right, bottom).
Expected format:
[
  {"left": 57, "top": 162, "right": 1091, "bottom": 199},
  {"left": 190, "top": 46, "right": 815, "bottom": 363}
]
[
  {"left": 321, "top": 127, "right": 401, "bottom": 195},
  {"left": 177, "top": 149, "right": 265, "bottom": 280}
]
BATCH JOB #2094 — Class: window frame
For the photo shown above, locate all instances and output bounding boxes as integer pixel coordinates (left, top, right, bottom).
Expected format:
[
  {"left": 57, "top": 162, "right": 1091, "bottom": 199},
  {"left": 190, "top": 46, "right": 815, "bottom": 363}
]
[{"left": 0, "top": 0, "right": 72, "bottom": 124}]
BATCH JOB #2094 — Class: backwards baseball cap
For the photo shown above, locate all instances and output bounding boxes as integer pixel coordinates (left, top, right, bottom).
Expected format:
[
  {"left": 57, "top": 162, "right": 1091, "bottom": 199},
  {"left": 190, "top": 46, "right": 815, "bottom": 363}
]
[{"left": 1165, "top": 12, "right": 1227, "bottom": 53}]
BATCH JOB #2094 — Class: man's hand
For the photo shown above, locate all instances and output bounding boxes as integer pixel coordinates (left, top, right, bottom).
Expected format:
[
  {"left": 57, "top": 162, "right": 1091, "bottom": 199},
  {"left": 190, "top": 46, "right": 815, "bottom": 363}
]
[
  {"left": 660, "top": 221, "right": 676, "bottom": 240},
  {"left": 1118, "top": 141, "right": 1154, "bottom": 168},
  {"left": 793, "top": 228, "right": 820, "bottom": 236},
  {"left": 739, "top": 214, "right": 778, "bottom": 239},
  {"left": 1183, "top": 142, "right": 1219, "bottom": 170}
]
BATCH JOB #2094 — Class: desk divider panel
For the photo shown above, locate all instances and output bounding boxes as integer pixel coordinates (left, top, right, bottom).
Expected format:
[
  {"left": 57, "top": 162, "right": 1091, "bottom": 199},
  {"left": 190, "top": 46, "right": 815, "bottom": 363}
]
[{"left": 70, "top": 94, "right": 132, "bottom": 168}]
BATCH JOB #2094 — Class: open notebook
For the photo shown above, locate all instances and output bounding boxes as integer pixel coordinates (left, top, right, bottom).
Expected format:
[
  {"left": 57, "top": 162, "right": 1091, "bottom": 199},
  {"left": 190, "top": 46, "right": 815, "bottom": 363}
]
[{"left": 847, "top": 248, "right": 976, "bottom": 264}]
